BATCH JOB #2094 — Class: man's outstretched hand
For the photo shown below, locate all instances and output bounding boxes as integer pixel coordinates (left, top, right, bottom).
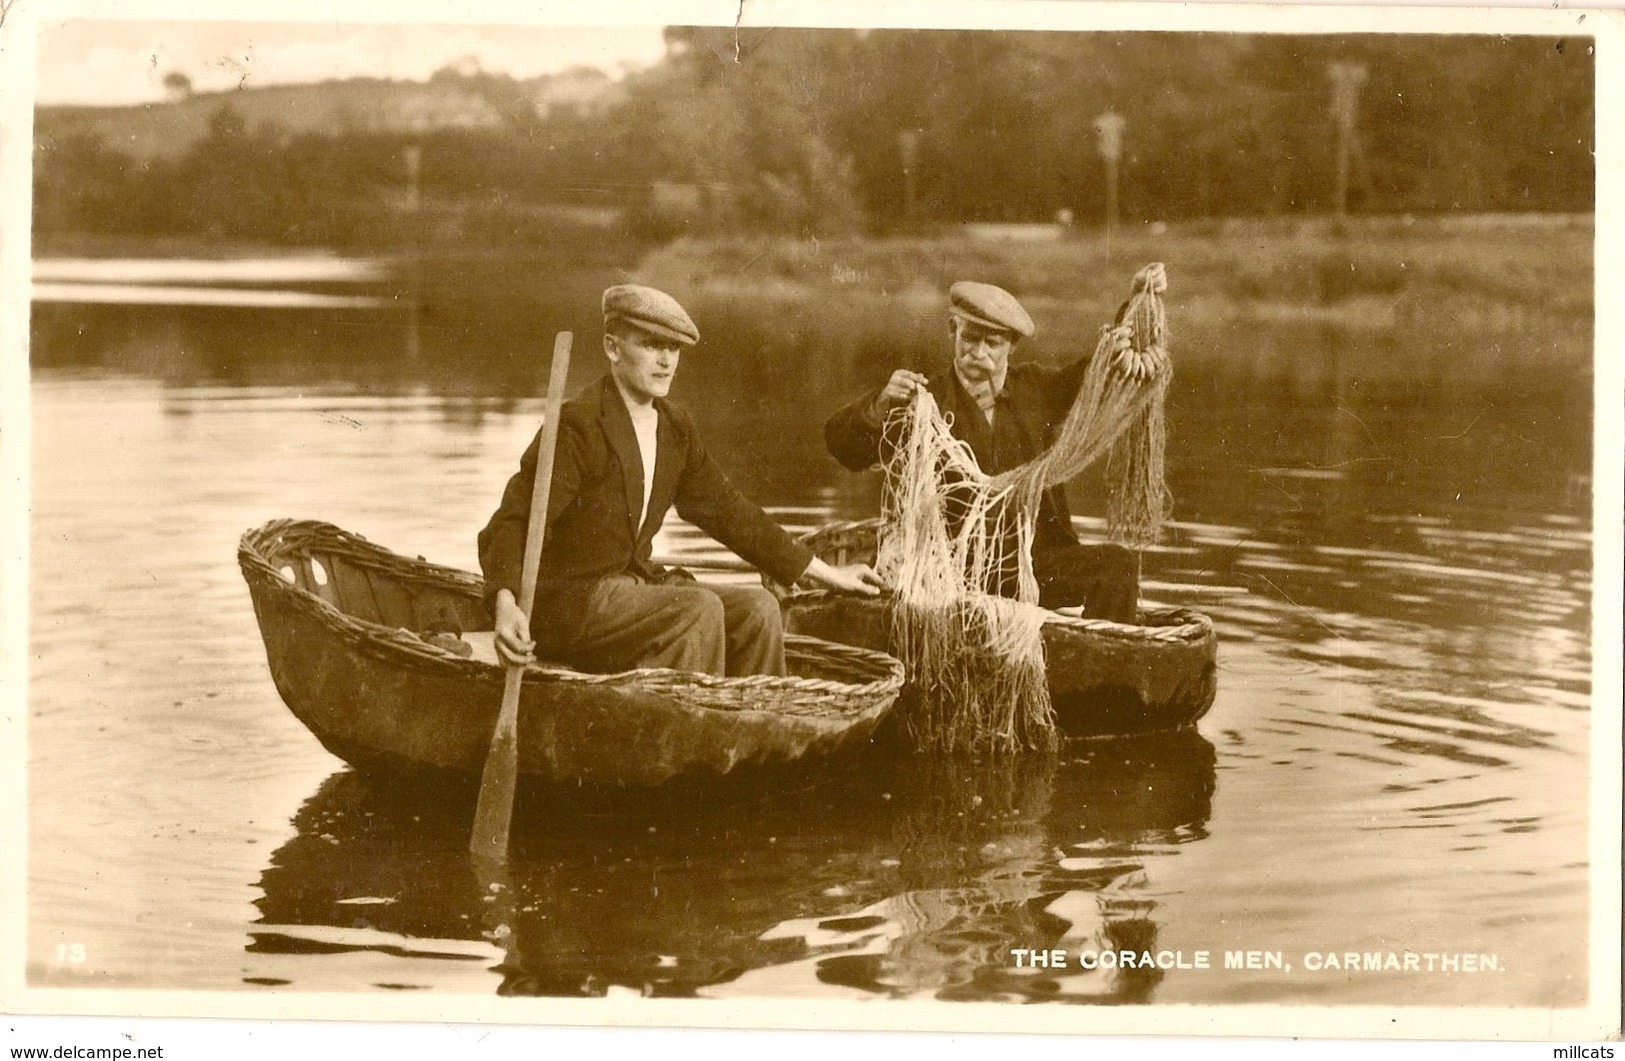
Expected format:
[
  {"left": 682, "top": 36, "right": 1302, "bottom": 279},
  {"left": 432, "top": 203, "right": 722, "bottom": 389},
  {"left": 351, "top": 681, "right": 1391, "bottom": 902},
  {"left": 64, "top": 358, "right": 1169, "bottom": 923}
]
[{"left": 802, "top": 556, "right": 887, "bottom": 597}]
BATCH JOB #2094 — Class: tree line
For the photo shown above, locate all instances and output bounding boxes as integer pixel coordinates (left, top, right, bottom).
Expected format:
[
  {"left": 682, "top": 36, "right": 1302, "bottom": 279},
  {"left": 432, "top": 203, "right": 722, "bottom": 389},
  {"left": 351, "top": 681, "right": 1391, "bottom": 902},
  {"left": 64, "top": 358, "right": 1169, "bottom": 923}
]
[{"left": 33, "top": 29, "right": 1594, "bottom": 248}]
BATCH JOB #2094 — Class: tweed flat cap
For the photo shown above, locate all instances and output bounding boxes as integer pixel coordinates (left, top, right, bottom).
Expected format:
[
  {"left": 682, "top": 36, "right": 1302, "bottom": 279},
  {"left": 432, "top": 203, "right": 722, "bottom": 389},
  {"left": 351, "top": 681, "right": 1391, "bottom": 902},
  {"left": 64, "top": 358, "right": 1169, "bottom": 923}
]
[
  {"left": 602, "top": 284, "right": 700, "bottom": 345},
  {"left": 948, "top": 281, "right": 1035, "bottom": 339}
]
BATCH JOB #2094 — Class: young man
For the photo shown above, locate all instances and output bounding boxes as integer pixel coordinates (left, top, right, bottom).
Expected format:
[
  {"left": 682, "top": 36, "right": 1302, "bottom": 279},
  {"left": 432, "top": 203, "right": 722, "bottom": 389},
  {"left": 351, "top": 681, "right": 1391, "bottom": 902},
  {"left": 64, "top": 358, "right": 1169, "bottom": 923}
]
[
  {"left": 481, "top": 284, "right": 883, "bottom": 677},
  {"left": 823, "top": 281, "right": 1141, "bottom": 623}
]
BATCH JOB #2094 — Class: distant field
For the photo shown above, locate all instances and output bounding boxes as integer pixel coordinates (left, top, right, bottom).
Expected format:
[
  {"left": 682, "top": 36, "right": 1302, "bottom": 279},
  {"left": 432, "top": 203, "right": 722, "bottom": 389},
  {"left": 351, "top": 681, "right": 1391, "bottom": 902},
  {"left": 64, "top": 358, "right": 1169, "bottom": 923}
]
[{"left": 636, "top": 213, "right": 1595, "bottom": 336}]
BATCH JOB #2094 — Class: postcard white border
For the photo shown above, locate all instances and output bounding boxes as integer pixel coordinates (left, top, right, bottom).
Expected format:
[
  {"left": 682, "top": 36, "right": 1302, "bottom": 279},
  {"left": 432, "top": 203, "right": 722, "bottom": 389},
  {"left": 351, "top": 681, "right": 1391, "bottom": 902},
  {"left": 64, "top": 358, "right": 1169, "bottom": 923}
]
[{"left": 2, "top": 0, "right": 1620, "bottom": 1047}]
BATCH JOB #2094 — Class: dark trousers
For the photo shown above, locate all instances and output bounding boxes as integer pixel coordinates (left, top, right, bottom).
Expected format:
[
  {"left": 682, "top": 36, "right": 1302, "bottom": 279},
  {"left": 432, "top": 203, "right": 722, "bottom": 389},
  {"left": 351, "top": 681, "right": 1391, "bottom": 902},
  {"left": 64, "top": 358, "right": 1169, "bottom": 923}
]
[
  {"left": 1033, "top": 542, "right": 1140, "bottom": 623},
  {"left": 535, "top": 573, "right": 786, "bottom": 677}
]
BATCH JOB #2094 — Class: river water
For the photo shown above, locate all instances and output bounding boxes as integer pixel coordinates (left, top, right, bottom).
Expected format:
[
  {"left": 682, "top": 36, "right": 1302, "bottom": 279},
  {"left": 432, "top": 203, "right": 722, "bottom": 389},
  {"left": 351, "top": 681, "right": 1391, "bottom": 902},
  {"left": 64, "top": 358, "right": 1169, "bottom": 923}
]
[{"left": 22, "top": 260, "right": 1597, "bottom": 1013}]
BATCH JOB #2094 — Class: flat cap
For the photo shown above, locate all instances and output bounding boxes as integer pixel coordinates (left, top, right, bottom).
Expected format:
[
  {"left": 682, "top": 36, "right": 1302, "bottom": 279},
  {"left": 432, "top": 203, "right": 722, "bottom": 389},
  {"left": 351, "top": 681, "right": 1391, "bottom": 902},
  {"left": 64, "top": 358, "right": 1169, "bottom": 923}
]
[
  {"left": 602, "top": 284, "right": 699, "bottom": 346},
  {"left": 948, "top": 281, "right": 1034, "bottom": 339}
]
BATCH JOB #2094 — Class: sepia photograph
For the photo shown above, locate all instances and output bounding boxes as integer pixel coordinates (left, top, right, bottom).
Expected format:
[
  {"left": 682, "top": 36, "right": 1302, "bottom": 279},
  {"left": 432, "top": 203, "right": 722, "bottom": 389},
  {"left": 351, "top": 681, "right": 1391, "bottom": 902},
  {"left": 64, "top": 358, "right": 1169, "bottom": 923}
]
[{"left": 2, "top": 0, "right": 1620, "bottom": 1050}]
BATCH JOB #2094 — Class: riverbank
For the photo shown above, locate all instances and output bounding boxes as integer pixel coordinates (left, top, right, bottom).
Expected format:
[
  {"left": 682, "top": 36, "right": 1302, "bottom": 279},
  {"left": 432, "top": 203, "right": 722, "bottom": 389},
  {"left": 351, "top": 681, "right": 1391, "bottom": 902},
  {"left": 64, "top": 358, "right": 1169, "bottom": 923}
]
[
  {"left": 31, "top": 212, "right": 1595, "bottom": 370},
  {"left": 635, "top": 213, "right": 1595, "bottom": 338}
]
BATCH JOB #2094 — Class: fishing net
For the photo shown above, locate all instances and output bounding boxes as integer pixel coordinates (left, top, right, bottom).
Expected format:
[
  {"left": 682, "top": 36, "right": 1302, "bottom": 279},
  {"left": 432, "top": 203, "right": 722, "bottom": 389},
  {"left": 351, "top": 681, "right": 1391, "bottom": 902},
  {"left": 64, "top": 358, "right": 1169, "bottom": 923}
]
[{"left": 876, "top": 263, "right": 1174, "bottom": 753}]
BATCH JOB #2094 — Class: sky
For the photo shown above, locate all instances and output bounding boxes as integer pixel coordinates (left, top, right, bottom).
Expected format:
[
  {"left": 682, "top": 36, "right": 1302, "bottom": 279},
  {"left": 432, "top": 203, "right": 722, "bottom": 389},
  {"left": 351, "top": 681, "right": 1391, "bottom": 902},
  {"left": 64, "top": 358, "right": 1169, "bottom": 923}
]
[
  {"left": 33, "top": 20, "right": 673, "bottom": 106},
  {"left": 27, "top": 0, "right": 1623, "bottom": 108}
]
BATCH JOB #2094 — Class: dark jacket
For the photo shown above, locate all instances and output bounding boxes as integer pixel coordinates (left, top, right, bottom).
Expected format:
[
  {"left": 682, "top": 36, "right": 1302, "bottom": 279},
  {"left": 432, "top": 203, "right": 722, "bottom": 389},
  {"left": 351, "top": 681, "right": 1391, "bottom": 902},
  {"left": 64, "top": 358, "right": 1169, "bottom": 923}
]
[
  {"left": 823, "top": 353, "right": 1096, "bottom": 553},
  {"left": 479, "top": 375, "right": 813, "bottom": 646}
]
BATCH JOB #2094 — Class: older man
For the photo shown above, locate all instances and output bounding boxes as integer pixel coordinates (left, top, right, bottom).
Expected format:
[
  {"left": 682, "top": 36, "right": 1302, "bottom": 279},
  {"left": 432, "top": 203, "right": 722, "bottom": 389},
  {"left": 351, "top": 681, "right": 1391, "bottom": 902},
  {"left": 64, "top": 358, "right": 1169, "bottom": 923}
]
[
  {"left": 824, "top": 281, "right": 1139, "bottom": 623},
  {"left": 481, "top": 284, "right": 883, "bottom": 677}
]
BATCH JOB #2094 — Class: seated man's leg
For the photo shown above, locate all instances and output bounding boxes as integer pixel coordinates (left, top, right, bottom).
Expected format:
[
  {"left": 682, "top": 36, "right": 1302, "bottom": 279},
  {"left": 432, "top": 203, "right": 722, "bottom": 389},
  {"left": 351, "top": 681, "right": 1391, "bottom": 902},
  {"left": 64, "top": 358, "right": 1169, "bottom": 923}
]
[
  {"left": 551, "top": 575, "right": 728, "bottom": 675},
  {"left": 706, "top": 583, "right": 788, "bottom": 677},
  {"left": 1035, "top": 543, "right": 1139, "bottom": 623}
]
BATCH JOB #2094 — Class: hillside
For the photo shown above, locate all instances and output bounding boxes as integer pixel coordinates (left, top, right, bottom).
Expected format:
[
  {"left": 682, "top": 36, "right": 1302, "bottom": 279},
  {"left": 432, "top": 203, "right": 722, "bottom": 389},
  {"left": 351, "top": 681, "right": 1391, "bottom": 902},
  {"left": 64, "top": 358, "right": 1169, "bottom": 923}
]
[{"left": 35, "top": 67, "right": 625, "bottom": 164}]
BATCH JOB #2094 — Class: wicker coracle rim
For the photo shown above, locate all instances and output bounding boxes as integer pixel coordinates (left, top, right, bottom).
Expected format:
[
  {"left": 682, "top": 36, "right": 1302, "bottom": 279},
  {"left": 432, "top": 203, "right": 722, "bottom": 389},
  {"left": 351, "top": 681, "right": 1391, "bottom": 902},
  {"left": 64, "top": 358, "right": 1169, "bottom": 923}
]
[
  {"left": 237, "top": 519, "right": 905, "bottom": 714},
  {"left": 784, "top": 517, "right": 1214, "bottom": 646}
]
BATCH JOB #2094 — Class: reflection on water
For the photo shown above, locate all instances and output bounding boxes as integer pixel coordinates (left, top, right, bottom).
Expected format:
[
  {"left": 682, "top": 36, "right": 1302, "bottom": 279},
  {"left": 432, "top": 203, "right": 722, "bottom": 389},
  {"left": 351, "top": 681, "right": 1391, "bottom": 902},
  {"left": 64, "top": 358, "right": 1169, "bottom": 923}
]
[
  {"left": 25, "top": 277, "right": 1593, "bottom": 1005},
  {"left": 30, "top": 284, "right": 393, "bottom": 309},
  {"left": 32, "top": 257, "right": 392, "bottom": 284},
  {"left": 250, "top": 732, "right": 1215, "bottom": 1001},
  {"left": 31, "top": 256, "right": 396, "bottom": 307},
  {"left": 745, "top": 735, "right": 1215, "bottom": 1003}
]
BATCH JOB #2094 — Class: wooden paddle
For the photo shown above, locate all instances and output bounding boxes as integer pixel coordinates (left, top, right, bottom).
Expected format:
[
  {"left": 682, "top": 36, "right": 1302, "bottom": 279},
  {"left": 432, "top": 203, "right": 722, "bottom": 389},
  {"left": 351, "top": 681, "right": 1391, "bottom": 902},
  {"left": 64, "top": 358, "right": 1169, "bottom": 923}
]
[{"left": 470, "top": 331, "right": 573, "bottom": 862}]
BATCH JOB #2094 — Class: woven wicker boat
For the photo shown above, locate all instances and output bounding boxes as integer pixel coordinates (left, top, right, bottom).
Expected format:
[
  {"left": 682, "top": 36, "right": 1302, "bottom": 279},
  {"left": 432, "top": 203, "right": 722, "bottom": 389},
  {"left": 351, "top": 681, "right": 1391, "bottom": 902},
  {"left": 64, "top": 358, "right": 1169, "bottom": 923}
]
[
  {"left": 239, "top": 519, "right": 905, "bottom": 787},
  {"left": 777, "top": 519, "right": 1218, "bottom": 737}
]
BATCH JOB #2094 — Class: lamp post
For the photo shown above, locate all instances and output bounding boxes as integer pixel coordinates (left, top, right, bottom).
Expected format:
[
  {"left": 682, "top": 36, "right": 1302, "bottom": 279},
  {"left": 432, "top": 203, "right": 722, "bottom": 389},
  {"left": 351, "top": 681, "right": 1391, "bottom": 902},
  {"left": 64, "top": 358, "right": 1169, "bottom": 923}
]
[
  {"left": 1327, "top": 62, "right": 1368, "bottom": 222},
  {"left": 1093, "top": 111, "right": 1126, "bottom": 253},
  {"left": 897, "top": 128, "right": 920, "bottom": 232},
  {"left": 399, "top": 94, "right": 435, "bottom": 366},
  {"left": 401, "top": 141, "right": 424, "bottom": 364}
]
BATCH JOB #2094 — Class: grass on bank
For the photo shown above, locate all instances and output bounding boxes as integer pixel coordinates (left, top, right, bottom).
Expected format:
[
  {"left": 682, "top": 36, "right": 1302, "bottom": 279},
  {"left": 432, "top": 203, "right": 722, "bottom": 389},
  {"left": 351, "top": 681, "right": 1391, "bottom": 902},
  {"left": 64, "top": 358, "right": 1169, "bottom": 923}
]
[{"left": 636, "top": 213, "right": 1594, "bottom": 335}]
